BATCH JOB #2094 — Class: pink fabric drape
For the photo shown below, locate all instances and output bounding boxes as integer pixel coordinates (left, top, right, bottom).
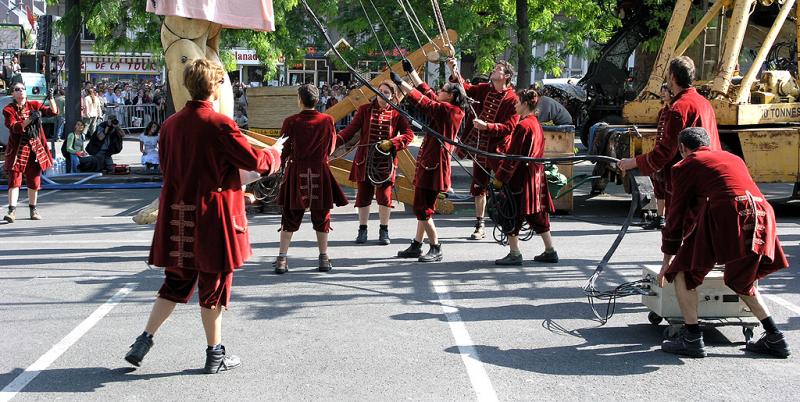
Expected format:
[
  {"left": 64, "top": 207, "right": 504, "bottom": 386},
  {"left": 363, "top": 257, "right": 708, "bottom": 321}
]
[{"left": 147, "top": 0, "right": 275, "bottom": 32}]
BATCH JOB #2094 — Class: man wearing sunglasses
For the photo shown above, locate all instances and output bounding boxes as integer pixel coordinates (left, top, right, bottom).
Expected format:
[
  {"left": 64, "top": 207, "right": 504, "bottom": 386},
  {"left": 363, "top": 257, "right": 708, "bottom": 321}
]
[{"left": 3, "top": 83, "right": 58, "bottom": 223}]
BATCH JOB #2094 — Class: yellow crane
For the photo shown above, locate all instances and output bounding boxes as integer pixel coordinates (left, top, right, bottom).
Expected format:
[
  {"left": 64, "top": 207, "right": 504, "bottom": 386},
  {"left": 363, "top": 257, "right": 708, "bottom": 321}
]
[{"left": 622, "top": 0, "right": 800, "bottom": 194}]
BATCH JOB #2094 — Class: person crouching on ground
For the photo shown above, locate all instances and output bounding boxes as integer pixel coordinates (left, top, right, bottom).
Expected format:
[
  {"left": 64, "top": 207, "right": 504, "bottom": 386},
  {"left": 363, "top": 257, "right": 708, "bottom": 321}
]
[
  {"left": 139, "top": 121, "right": 160, "bottom": 173},
  {"left": 335, "top": 79, "right": 414, "bottom": 246},
  {"left": 658, "top": 127, "right": 790, "bottom": 358},
  {"left": 3, "top": 82, "right": 58, "bottom": 223},
  {"left": 492, "top": 88, "right": 558, "bottom": 265},
  {"left": 64, "top": 120, "right": 88, "bottom": 173},
  {"left": 390, "top": 65, "right": 466, "bottom": 262},
  {"left": 123, "top": 59, "right": 282, "bottom": 373},
  {"left": 274, "top": 84, "right": 349, "bottom": 274}
]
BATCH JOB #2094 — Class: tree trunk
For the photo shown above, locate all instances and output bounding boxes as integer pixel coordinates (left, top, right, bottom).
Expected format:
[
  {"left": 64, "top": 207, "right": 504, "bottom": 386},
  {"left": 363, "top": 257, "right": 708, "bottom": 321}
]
[
  {"left": 516, "top": 0, "right": 531, "bottom": 87},
  {"left": 65, "top": 0, "right": 81, "bottom": 136}
]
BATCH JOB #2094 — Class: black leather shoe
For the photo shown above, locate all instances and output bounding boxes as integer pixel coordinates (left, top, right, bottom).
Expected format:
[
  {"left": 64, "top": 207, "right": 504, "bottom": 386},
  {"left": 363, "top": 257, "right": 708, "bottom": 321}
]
[
  {"left": 418, "top": 244, "right": 443, "bottom": 262},
  {"left": 533, "top": 250, "right": 559, "bottom": 263},
  {"left": 204, "top": 345, "right": 241, "bottom": 374},
  {"left": 662, "top": 327, "right": 706, "bottom": 358},
  {"left": 397, "top": 240, "right": 423, "bottom": 258},
  {"left": 746, "top": 332, "right": 791, "bottom": 358},
  {"left": 495, "top": 252, "right": 523, "bottom": 266},
  {"left": 355, "top": 227, "right": 368, "bottom": 244},
  {"left": 124, "top": 334, "right": 153, "bottom": 367},
  {"left": 378, "top": 228, "right": 391, "bottom": 245},
  {"left": 642, "top": 216, "right": 665, "bottom": 230}
]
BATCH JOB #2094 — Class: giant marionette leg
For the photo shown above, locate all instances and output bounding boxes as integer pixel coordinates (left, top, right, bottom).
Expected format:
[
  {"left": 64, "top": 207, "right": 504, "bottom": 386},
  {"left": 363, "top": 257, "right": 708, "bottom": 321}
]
[{"left": 134, "top": 16, "right": 234, "bottom": 224}]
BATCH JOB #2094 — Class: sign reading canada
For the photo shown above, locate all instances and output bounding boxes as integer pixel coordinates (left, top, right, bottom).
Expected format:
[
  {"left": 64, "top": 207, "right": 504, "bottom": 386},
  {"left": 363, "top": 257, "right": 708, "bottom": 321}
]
[{"left": 234, "top": 49, "right": 261, "bottom": 65}]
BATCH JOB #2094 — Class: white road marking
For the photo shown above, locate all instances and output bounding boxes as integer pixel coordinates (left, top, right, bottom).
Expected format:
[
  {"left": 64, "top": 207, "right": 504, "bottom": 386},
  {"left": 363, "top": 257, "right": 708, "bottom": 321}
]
[
  {"left": 17, "top": 190, "right": 59, "bottom": 203},
  {"left": 433, "top": 281, "right": 498, "bottom": 402},
  {"left": 764, "top": 294, "right": 800, "bottom": 315},
  {"left": 0, "top": 283, "right": 137, "bottom": 402},
  {"left": 0, "top": 240, "right": 151, "bottom": 244}
]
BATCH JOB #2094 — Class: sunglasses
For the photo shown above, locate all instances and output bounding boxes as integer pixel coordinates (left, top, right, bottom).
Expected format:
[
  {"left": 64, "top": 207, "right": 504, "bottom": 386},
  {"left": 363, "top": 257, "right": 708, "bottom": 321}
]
[{"left": 13, "top": 87, "right": 25, "bottom": 92}]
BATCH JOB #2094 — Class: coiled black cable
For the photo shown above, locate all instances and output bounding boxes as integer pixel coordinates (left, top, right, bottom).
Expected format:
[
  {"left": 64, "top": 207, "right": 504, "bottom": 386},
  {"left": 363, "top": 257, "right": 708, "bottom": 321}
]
[{"left": 366, "top": 143, "right": 396, "bottom": 185}]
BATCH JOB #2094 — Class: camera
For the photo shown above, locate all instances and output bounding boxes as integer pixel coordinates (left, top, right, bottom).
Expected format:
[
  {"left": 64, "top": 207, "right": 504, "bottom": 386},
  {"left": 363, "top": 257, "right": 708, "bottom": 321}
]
[
  {"left": 29, "top": 110, "right": 41, "bottom": 122},
  {"left": 111, "top": 118, "right": 119, "bottom": 126}
]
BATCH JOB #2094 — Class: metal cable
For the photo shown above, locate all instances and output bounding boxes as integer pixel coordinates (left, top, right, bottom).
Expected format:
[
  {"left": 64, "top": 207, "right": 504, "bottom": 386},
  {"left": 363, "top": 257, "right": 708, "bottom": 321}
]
[{"left": 358, "top": 0, "right": 392, "bottom": 66}]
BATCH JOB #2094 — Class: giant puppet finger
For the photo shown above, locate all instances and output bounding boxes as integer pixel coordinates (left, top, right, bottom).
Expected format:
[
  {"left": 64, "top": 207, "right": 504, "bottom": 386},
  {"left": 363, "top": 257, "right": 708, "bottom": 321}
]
[{"left": 133, "top": 198, "right": 160, "bottom": 224}]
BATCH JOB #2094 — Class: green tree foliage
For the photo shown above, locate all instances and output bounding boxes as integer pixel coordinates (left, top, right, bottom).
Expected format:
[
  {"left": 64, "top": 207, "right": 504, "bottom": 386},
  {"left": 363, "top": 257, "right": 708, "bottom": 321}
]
[
  {"left": 47, "top": 0, "right": 674, "bottom": 81},
  {"left": 327, "top": 0, "right": 622, "bottom": 78}
]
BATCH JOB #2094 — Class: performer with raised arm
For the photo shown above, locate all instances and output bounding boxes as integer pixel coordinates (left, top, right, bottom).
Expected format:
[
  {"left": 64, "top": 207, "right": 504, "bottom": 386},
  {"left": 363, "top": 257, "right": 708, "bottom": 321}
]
[
  {"left": 492, "top": 89, "right": 558, "bottom": 265},
  {"left": 275, "top": 84, "right": 349, "bottom": 274},
  {"left": 336, "top": 80, "right": 414, "bottom": 246},
  {"left": 617, "top": 56, "right": 721, "bottom": 212},
  {"left": 3, "top": 82, "right": 58, "bottom": 223},
  {"left": 124, "top": 60, "right": 282, "bottom": 373},
  {"left": 390, "top": 63, "right": 466, "bottom": 262},
  {"left": 447, "top": 57, "right": 519, "bottom": 241}
]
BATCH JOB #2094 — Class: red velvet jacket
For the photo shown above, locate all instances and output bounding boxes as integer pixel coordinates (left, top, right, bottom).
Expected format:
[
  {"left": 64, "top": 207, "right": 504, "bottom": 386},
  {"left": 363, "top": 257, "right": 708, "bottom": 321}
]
[
  {"left": 3, "top": 100, "right": 57, "bottom": 172},
  {"left": 277, "top": 109, "right": 348, "bottom": 209},
  {"left": 407, "top": 83, "right": 465, "bottom": 192},
  {"left": 149, "top": 101, "right": 281, "bottom": 273},
  {"left": 495, "top": 114, "right": 554, "bottom": 215},
  {"left": 662, "top": 147, "right": 788, "bottom": 270},
  {"left": 456, "top": 81, "right": 518, "bottom": 166},
  {"left": 336, "top": 101, "right": 414, "bottom": 183},
  {"left": 635, "top": 87, "right": 721, "bottom": 177}
]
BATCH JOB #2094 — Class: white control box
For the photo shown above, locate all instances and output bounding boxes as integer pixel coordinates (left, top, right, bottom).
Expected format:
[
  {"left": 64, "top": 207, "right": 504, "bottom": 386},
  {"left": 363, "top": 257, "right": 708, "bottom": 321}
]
[{"left": 642, "top": 266, "right": 753, "bottom": 320}]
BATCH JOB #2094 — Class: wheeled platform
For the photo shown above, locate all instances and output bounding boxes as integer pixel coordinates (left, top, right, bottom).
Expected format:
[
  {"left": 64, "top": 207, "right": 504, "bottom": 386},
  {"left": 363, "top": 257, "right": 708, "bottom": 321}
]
[{"left": 642, "top": 266, "right": 760, "bottom": 342}]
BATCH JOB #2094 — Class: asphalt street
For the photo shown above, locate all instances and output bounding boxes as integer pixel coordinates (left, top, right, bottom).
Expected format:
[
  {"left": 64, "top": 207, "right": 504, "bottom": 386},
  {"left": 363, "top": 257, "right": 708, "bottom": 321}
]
[{"left": 1, "top": 169, "right": 799, "bottom": 400}]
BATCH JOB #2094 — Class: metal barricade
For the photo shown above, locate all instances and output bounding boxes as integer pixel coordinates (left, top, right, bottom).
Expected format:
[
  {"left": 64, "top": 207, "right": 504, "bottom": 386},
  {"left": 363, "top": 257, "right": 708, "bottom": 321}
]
[{"left": 102, "top": 104, "right": 165, "bottom": 132}]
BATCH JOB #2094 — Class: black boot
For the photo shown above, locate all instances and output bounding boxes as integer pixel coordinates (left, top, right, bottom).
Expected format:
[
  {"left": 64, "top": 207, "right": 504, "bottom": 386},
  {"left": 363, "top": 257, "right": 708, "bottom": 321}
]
[
  {"left": 642, "top": 216, "right": 666, "bottom": 230},
  {"left": 204, "top": 345, "right": 241, "bottom": 374},
  {"left": 397, "top": 239, "right": 423, "bottom": 258},
  {"left": 124, "top": 333, "right": 153, "bottom": 367},
  {"left": 661, "top": 327, "right": 706, "bottom": 358},
  {"left": 355, "top": 225, "right": 367, "bottom": 244},
  {"left": 378, "top": 226, "right": 390, "bottom": 245},
  {"left": 419, "top": 244, "right": 443, "bottom": 262}
]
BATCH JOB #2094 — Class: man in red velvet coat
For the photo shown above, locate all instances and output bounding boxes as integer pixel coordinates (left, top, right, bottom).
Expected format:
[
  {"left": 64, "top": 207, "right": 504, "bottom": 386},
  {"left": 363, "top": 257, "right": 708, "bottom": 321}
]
[
  {"left": 274, "top": 84, "right": 348, "bottom": 274},
  {"left": 618, "top": 57, "right": 721, "bottom": 211},
  {"left": 657, "top": 127, "right": 790, "bottom": 359},
  {"left": 336, "top": 80, "right": 414, "bottom": 246},
  {"left": 3, "top": 82, "right": 58, "bottom": 223},
  {"left": 125, "top": 60, "right": 282, "bottom": 374},
  {"left": 492, "top": 89, "right": 558, "bottom": 266},
  {"left": 448, "top": 58, "right": 519, "bottom": 240},
  {"left": 390, "top": 68, "right": 466, "bottom": 263}
]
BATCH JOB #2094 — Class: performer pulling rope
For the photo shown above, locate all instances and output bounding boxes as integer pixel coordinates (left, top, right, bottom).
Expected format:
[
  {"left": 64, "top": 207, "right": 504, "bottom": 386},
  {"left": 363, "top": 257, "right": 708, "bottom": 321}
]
[{"left": 300, "top": 0, "right": 652, "bottom": 323}]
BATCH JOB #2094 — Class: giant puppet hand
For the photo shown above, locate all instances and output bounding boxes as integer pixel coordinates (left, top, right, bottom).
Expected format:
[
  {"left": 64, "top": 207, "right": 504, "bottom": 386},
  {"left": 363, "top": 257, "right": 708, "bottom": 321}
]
[{"left": 161, "top": 16, "right": 234, "bottom": 117}]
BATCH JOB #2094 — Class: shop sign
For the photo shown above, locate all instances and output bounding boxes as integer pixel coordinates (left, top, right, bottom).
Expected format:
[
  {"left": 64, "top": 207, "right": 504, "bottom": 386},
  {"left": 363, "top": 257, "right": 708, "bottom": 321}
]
[
  {"left": 58, "top": 57, "right": 160, "bottom": 74},
  {"left": 234, "top": 49, "right": 261, "bottom": 65}
]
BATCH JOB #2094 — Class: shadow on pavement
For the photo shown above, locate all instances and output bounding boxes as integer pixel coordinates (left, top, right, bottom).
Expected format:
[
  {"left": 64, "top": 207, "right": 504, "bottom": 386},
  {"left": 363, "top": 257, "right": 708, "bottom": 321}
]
[{"left": 0, "top": 366, "right": 203, "bottom": 393}]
